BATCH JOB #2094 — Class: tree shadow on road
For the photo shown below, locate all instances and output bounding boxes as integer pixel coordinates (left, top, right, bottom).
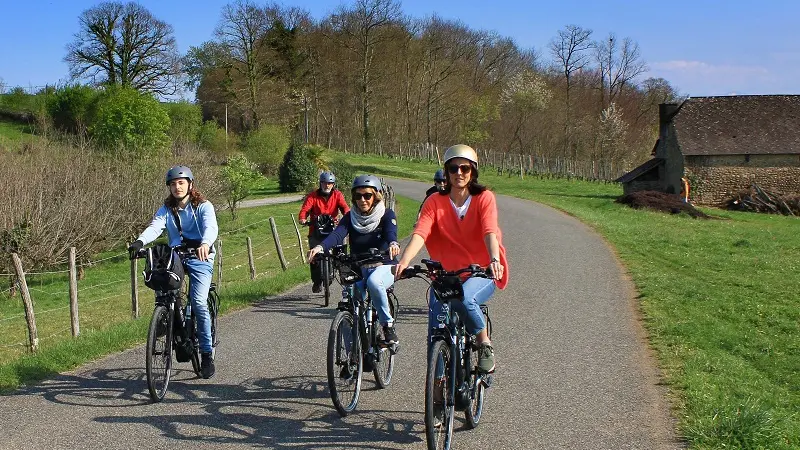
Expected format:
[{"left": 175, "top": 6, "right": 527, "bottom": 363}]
[{"left": 90, "top": 373, "right": 424, "bottom": 448}]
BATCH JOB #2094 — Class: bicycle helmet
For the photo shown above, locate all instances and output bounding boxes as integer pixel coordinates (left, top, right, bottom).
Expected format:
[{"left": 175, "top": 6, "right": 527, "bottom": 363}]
[
  {"left": 433, "top": 169, "right": 446, "bottom": 182},
  {"left": 319, "top": 171, "right": 336, "bottom": 184},
  {"left": 165, "top": 165, "right": 194, "bottom": 185},
  {"left": 443, "top": 144, "right": 478, "bottom": 167},
  {"left": 351, "top": 174, "right": 382, "bottom": 191}
]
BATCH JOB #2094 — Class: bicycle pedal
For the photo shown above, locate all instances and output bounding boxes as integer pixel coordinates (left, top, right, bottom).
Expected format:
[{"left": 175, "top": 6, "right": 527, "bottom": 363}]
[
  {"left": 388, "top": 343, "right": 400, "bottom": 354},
  {"left": 481, "top": 374, "right": 494, "bottom": 388}
]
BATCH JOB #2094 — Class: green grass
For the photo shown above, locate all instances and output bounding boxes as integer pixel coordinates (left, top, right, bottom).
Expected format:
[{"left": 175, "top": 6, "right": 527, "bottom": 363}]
[
  {"left": 336, "top": 152, "right": 800, "bottom": 449},
  {"left": 245, "top": 176, "right": 282, "bottom": 199},
  {"left": 0, "top": 195, "right": 420, "bottom": 391},
  {"left": 0, "top": 121, "right": 38, "bottom": 150}
]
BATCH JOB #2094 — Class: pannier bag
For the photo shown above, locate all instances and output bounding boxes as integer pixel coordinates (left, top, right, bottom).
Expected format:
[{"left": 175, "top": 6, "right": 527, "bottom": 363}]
[{"left": 143, "top": 244, "right": 185, "bottom": 291}]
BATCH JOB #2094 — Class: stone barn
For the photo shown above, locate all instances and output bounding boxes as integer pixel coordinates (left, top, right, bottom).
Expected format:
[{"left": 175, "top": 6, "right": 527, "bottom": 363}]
[{"left": 618, "top": 95, "right": 800, "bottom": 206}]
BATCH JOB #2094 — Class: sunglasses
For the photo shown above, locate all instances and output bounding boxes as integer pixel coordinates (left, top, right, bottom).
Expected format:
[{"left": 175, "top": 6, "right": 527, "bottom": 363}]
[
  {"left": 352, "top": 192, "right": 374, "bottom": 201},
  {"left": 447, "top": 164, "right": 472, "bottom": 175}
]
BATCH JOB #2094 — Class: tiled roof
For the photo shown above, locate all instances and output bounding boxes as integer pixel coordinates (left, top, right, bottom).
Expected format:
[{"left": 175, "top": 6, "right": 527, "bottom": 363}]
[{"left": 673, "top": 95, "right": 800, "bottom": 156}]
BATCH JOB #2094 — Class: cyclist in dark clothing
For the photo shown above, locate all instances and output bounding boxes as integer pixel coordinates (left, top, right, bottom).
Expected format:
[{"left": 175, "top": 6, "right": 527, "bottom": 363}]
[
  {"left": 308, "top": 175, "right": 401, "bottom": 344},
  {"left": 418, "top": 169, "right": 448, "bottom": 224},
  {"left": 299, "top": 172, "right": 349, "bottom": 292}
]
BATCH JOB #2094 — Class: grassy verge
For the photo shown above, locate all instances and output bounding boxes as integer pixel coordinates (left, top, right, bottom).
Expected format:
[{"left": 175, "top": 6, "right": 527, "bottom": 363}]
[
  {"left": 245, "top": 176, "right": 282, "bottom": 199},
  {"left": 0, "top": 195, "right": 419, "bottom": 392},
  {"left": 338, "top": 152, "right": 800, "bottom": 449}
]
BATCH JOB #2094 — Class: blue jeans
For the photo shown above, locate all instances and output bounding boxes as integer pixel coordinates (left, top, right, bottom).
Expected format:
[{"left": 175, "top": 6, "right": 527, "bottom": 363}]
[
  {"left": 184, "top": 258, "right": 214, "bottom": 354},
  {"left": 428, "top": 277, "right": 495, "bottom": 342},
  {"left": 358, "top": 264, "right": 396, "bottom": 325}
]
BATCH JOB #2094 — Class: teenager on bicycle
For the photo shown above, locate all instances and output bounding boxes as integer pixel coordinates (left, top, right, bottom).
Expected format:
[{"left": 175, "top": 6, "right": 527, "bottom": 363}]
[
  {"left": 299, "top": 172, "right": 350, "bottom": 293},
  {"left": 425, "top": 169, "right": 447, "bottom": 201},
  {"left": 128, "top": 165, "right": 219, "bottom": 379},
  {"left": 308, "top": 175, "right": 401, "bottom": 344},
  {"left": 395, "top": 144, "right": 508, "bottom": 373}
]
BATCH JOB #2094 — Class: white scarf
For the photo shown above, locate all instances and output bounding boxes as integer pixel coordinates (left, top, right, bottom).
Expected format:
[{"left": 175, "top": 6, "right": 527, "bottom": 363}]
[{"left": 350, "top": 201, "right": 385, "bottom": 234}]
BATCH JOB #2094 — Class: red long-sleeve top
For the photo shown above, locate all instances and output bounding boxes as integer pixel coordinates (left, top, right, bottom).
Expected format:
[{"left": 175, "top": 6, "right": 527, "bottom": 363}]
[
  {"left": 299, "top": 189, "right": 350, "bottom": 236},
  {"left": 414, "top": 190, "right": 509, "bottom": 289}
]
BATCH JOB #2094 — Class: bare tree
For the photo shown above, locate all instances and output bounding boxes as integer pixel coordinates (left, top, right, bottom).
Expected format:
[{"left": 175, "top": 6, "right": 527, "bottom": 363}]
[
  {"left": 594, "top": 33, "right": 647, "bottom": 108},
  {"left": 214, "top": 0, "right": 272, "bottom": 129},
  {"left": 550, "top": 25, "right": 593, "bottom": 156},
  {"left": 328, "top": 0, "right": 402, "bottom": 152},
  {"left": 65, "top": 1, "right": 180, "bottom": 96}
]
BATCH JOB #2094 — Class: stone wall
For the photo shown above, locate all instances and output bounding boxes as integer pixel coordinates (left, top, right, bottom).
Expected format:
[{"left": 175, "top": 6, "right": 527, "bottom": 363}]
[{"left": 685, "top": 154, "right": 800, "bottom": 205}]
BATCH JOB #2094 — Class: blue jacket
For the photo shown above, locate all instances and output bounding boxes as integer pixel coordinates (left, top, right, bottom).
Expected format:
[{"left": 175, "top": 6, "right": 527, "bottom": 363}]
[
  {"left": 321, "top": 209, "right": 398, "bottom": 264},
  {"left": 137, "top": 201, "right": 219, "bottom": 251}
]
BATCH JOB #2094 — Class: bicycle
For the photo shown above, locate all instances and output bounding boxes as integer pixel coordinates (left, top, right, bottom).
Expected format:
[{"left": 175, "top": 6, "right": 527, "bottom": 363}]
[
  {"left": 303, "top": 214, "right": 337, "bottom": 306},
  {"left": 325, "top": 245, "right": 401, "bottom": 416},
  {"left": 132, "top": 245, "right": 220, "bottom": 403},
  {"left": 399, "top": 259, "right": 494, "bottom": 450}
]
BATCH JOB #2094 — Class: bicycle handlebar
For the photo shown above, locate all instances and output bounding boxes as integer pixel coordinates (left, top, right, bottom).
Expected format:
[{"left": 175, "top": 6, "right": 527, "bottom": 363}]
[
  {"left": 398, "top": 259, "right": 494, "bottom": 280},
  {"left": 132, "top": 245, "right": 200, "bottom": 260}
]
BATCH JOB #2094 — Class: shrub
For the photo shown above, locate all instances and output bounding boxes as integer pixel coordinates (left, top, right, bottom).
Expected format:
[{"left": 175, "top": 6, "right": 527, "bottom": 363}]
[
  {"left": 91, "top": 86, "right": 170, "bottom": 156},
  {"left": 278, "top": 143, "right": 318, "bottom": 193},
  {"left": 198, "top": 120, "right": 235, "bottom": 162},
  {"left": 163, "top": 101, "right": 202, "bottom": 153},
  {"left": 220, "top": 154, "right": 263, "bottom": 219},
  {"left": 327, "top": 157, "right": 358, "bottom": 190},
  {"left": 240, "top": 124, "right": 290, "bottom": 175},
  {"left": 46, "top": 84, "right": 99, "bottom": 136}
]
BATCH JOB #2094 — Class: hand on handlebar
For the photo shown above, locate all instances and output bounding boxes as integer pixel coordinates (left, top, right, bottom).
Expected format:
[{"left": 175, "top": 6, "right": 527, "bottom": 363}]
[
  {"left": 128, "top": 240, "right": 143, "bottom": 260},
  {"left": 196, "top": 244, "right": 211, "bottom": 262},
  {"left": 489, "top": 259, "right": 504, "bottom": 281},
  {"left": 307, "top": 245, "right": 323, "bottom": 263}
]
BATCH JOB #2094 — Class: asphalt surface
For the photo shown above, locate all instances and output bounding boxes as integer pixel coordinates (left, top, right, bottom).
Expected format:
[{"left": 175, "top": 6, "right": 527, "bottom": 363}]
[{"left": 0, "top": 178, "right": 683, "bottom": 449}]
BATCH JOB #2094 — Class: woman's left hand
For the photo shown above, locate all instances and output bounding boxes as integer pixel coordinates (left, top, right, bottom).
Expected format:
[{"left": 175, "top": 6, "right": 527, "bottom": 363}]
[
  {"left": 389, "top": 242, "right": 401, "bottom": 259},
  {"left": 197, "top": 244, "right": 210, "bottom": 261},
  {"left": 489, "top": 259, "right": 504, "bottom": 280}
]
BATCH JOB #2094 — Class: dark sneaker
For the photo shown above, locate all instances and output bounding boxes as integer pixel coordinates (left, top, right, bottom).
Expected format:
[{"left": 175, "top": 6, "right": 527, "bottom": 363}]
[
  {"left": 477, "top": 343, "right": 495, "bottom": 373},
  {"left": 312, "top": 281, "right": 322, "bottom": 293},
  {"left": 382, "top": 325, "right": 399, "bottom": 344},
  {"left": 201, "top": 352, "right": 216, "bottom": 379}
]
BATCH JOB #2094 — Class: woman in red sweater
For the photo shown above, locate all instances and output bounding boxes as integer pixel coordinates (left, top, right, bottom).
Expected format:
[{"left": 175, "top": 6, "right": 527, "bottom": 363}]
[{"left": 395, "top": 144, "right": 508, "bottom": 373}]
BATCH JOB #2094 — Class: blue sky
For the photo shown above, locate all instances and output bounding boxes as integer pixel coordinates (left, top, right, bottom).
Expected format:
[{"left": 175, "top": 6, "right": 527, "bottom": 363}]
[{"left": 1, "top": 0, "right": 798, "bottom": 97}]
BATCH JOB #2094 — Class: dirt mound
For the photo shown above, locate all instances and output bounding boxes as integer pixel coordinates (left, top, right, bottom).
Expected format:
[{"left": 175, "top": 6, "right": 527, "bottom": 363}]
[{"left": 616, "top": 191, "right": 710, "bottom": 218}]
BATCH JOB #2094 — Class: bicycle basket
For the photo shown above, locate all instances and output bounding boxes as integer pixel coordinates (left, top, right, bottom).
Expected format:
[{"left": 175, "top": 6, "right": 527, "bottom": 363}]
[
  {"left": 316, "top": 214, "right": 335, "bottom": 235},
  {"left": 431, "top": 275, "right": 464, "bottom": 300},
  {"left": 142, "top": 244, "right": 184, "bottom": 291}
]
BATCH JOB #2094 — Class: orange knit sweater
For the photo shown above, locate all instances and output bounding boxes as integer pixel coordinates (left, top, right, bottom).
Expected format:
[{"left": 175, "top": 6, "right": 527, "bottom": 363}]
[{"left": 414, "top": 190, "right": 509, "bottom": 289}]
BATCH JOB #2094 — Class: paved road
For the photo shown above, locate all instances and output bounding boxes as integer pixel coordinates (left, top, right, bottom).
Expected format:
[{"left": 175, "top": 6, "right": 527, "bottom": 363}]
[{"left": 0, "top": 179, "right": 682, "bottom": 449}]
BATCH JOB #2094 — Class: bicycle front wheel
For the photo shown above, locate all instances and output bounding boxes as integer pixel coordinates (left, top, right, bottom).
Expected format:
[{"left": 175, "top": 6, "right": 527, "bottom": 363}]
[
  {"left": 327, "top": 310, "right": 363, "bottom": 416},
  {"left": 146, "top": 305, "right": 173, "bottom": 402},
  {"left": 426, "top": 339, "right": 454, "bottom": 450},
  {"left": 373, "top": 297, "right": 397, "bottom": 388}
]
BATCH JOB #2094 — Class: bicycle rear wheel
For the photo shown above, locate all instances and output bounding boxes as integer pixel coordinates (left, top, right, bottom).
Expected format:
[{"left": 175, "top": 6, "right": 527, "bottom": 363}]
[
  {"left": 327, "top": 310, "right": 363, "bottom": 416},
  {"left": 209, "top": 285, "right": 220, "bottom": 356},
  {"left": 373, "top": 297, "right": 397, "bottom": 388},
  {"left": 146, "top": 305, "right": 173, "bottom": 402},
  {"left": 322, "top": 258, "right": 331, "bottom": 307},
  {"left": 464, "top": 347, "right": 486, "bottom": 428},
  {"left": 426, "top": 339, "right": 454, "bottom": 450}
]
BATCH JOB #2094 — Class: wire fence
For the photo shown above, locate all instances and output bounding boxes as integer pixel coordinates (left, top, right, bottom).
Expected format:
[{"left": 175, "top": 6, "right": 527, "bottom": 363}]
[{"left": 0, "top": 212, "right": 309, "bottom": 363}]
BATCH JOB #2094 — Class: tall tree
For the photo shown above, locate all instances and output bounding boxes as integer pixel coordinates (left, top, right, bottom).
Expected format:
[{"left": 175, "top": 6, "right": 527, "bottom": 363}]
[
  {"left": 594, "top": 33, "right": 647, "bottom": 109},
  {"left": 65, "top": 1, "right": 180, "bottom": 96},
  {"left": 328, "top": 0, "right": 402, "bottom": 152},
  {"left": 550, "top": 25, "right": 593, "bottom": 157}
]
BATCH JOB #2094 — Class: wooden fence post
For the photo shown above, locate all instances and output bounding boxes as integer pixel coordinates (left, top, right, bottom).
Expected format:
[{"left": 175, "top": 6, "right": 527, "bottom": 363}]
[
  {"left": 290, "top": 215, "right": 307, "bottom": 264},
  {"left": 11, "top": 253, "right": 38, "bottom": 353},
  {"left": 246, "top": 236, "right": 256, "bottom": 280},
  {"left": 130, "top": 254, "right": 139, "bottom": 319},
  {"left": 215, "top": 240, "right": 223, "bottom": 285},
  {"left": 269, "top": 217, "right": 288, "bottom": 271},
  {"left": 69, "top": 247, "right": 80, "bottom": 337}
]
